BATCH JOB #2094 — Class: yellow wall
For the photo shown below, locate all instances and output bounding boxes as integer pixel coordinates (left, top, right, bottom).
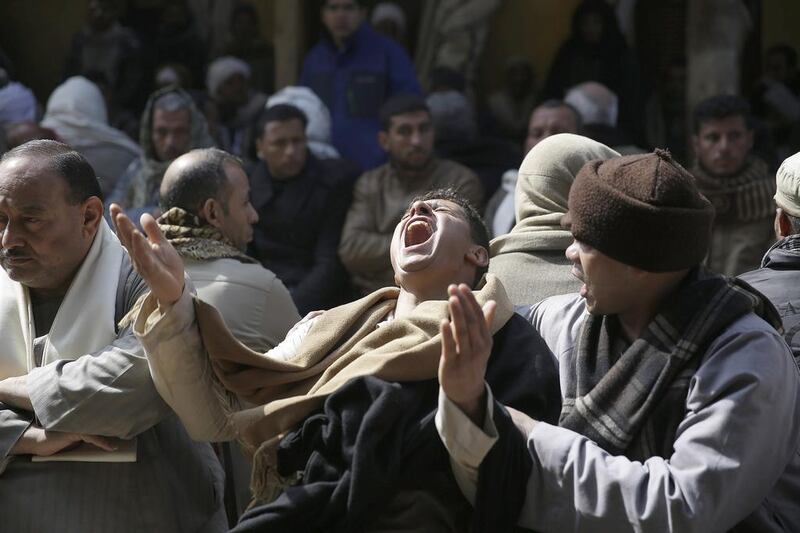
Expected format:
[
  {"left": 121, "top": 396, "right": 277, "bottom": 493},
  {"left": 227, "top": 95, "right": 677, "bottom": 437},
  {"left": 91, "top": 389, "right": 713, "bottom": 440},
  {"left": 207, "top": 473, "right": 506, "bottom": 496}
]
[
  {"left": 762, "top": 0, "right": 800, "bottom": 52},
  {"left": 0, "top": 0, "right": 88, "bottom": 102},
  {"left": 478, "top": 0, "right": 582, "bottom": 97}
]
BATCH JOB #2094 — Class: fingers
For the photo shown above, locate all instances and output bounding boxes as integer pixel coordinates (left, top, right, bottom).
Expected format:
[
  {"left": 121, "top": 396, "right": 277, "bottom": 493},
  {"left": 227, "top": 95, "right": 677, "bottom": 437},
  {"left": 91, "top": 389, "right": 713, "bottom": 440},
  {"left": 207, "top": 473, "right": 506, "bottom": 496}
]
[
  {"left": 81, "top": 434, "right": 118, "bottom": 452},
  {"left": 447, "top": 284, "right": 471, "bottom": 356},
  {"left": 140, "top": 213, "right": 167, "bottom": 246},
  {"left": 110, "top": 204, "right": 136, "bottom": 252},
  {"left": 440, "top": 318, "right": 456, "bottom": 361}
]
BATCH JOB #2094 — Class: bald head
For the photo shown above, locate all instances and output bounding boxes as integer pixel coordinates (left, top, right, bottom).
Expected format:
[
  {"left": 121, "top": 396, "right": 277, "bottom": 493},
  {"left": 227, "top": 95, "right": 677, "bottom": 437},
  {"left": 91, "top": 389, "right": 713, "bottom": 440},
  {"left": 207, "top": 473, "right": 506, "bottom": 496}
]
[{"left": 159, "top": 148, "right": 241, "bottom": 215}]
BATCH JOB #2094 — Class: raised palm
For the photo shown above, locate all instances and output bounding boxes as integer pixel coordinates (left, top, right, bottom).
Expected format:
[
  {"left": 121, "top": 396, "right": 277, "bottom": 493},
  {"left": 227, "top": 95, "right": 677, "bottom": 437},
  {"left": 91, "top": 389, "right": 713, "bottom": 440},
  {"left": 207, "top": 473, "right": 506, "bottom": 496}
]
[{"left": 109, "top": 204, "right": 185, "bottom": 307}]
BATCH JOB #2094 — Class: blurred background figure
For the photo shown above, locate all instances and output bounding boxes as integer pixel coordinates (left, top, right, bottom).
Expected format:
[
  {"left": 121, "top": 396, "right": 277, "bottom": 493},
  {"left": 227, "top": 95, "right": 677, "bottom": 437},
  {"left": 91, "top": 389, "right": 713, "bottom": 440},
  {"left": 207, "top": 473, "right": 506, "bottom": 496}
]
[
  {"left": 0, "top": 68, "right": 37, "bottom": 127},
  {"left": 3, "top": 122, "right": 60, "bottom": 151},
  {"left": 42, "top": 76, "right": 141, "bottom": 197},
  {"left": 300, "top": 0, "right": 421, "bottom": 171},
  {"left": 204, "top": 56, "right": 266, "bottom": 159},
  {"left": 110, "top": 86, "right": 215, "bottom": 220},
  {"left": 152, "top": 0, "right": 206, "bottom": 90},
  {"left": 221, "top": 2, "right": 275, "bottom": 94},
  {"left": 427, "top": 88, "right": 519, "bottom": 199},
  {"left": 266, "top": 85, "right": 341, "bottom": 160},
  {"left": 488, "top": 55, "right": 537, "bottom": 143},
  {"left": 543, "top": 0, "right": 644, "bottom": 144},
  {"left": 565, "top": 81, "right": 644, "bottom": 154},
  {"left": 370, "top": 2, "right": 408, "bottom": 50},
  {"left": 485, "top": 99, "right": 582, "bottom": 239},
  {"left": 64, "top": 0, "right": 145, "bottom": 114},
  {"left": 248, "top": 103, "right": 358, "bottom": 314}
]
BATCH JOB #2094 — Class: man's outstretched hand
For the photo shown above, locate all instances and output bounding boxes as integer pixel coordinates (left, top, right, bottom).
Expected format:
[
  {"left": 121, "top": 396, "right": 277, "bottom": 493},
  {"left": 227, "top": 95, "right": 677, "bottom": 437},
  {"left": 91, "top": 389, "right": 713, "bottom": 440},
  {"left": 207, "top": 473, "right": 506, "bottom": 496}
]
[
  {"left": 110, "top": 203, "right": 184, "bottom": 308},
  {"left": 438, "top": 283, "right": 496, "bottom": 426}
]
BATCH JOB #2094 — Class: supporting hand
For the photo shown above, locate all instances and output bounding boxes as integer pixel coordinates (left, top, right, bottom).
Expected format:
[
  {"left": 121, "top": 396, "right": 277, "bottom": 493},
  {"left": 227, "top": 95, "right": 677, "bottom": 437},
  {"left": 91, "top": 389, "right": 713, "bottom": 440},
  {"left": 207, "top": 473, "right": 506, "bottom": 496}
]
[
  {"left": 10, "top": 426, "right": 118, "bottom": 456},
  {"left": 109, "top": 204, "right": 185, "bottom": 308},
  {"left": 438, "top": 283, "right": 496, "bottom": 425}
]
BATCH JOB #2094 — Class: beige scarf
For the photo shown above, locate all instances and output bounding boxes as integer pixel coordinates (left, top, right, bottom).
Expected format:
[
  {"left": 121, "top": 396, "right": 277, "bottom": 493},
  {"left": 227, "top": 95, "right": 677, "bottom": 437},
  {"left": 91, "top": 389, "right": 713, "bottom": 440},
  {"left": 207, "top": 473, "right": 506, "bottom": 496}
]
[
  {"left": 0, "top": 220, "right": 123, "bottom": 379},
  {"left": 490, "top": 134, "right": 620, "bottom": 257},
  {"left": 192, "top": 274, "right": 512, "bottom": 499}
]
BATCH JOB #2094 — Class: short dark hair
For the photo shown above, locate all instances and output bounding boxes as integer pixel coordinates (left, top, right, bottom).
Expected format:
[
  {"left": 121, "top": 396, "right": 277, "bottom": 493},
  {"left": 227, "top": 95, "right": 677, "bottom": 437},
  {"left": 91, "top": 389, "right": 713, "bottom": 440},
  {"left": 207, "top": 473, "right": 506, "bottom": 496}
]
[
  {"left": 159, "top": 148, "right": 243, "bottom": 215},
  {"left": 692, "top": 94, "right": 753, "bottom": 133},
  {"left": 1, "top": 140, "right": 102, "bottom": 203},
  {"left": 379, "top": 94, "right": 430, "bottom": 131},
  {"left": 767, "top": 44, "right": 798, "bottom": 69},
  {"left": 536, "top": 98, "right": 583, "bottom": 130},
  {"left": 255, "top": 104, "right": 308, "bottom": 139},
  {"left": 412, "top": 187, "right": 489, "bottom": 288}
]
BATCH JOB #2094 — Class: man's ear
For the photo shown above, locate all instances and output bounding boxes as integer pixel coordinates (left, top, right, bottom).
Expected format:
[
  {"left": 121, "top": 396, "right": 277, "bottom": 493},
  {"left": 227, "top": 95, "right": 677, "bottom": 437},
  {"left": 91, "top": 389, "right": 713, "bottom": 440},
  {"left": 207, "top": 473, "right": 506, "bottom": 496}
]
[
  {"left": 776, "top": 207, "right": 793, "bottom": 239},
  {"left": 745, "top": 128, "right": 755, "bottom": 152},
  {"left": 200, "top": 198, "right": 224, "bottom": 229},
  {"left": 465, "top": 245, "right": 489, "bottom": 269},
  {"left": 81, "top": 196, "right": 103, "bottom": 238},
  {"left": 378, "top": 130, "right": 390, "bottom": 152}
]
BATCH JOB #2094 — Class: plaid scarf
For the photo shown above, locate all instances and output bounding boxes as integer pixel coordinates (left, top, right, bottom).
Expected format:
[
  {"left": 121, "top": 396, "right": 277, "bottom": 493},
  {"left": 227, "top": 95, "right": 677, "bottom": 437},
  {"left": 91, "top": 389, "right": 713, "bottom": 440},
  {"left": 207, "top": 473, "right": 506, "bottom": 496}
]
[
  {"left": 157, "top": 207, "right": 257, "bottom": 264},
  {"left": 692, "top": 156, "right": 775, "bottom": 224},
  {"left": 559, "top": 269, "right": 781, "bottom": 460}
]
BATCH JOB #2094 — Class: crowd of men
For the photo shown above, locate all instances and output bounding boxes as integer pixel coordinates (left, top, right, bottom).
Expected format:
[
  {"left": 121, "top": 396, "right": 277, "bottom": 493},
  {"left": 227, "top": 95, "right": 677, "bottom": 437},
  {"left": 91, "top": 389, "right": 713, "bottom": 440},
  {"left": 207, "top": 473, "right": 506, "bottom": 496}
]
[{"left": 0, "top": 0, "right": 799, "bottom": 532}]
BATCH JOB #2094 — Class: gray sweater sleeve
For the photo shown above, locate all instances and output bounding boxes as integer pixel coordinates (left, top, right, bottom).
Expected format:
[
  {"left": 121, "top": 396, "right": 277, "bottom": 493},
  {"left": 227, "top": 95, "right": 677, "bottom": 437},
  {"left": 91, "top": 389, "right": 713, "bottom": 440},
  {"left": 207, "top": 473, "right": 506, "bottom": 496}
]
[
  {"left": 24, "top": 256, "right": 171, "bottom": 439},
  {"left": 439, "top": 313, "right": 800, "bottom": 532}
]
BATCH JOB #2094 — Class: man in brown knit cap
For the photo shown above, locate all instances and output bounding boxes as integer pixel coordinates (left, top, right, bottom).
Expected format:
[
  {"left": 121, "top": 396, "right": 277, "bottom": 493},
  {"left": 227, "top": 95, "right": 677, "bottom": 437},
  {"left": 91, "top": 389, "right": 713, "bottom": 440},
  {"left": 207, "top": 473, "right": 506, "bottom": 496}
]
[{"left": 436, "top": 149, "right": 800, "bottom": 531}]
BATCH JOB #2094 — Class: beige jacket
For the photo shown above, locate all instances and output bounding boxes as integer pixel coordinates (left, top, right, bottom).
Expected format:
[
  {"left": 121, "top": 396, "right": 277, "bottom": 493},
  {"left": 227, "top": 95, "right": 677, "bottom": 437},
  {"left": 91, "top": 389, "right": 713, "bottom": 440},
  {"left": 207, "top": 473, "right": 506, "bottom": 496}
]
[
  {"left": 706, "top": 220, "right": 776, "bottom": 277},
  {"left": 338, "top": 158, "right": 483, "bottom": 295},
  {"left": 185, "top": 258, "right": 300, "bottom": 353}
]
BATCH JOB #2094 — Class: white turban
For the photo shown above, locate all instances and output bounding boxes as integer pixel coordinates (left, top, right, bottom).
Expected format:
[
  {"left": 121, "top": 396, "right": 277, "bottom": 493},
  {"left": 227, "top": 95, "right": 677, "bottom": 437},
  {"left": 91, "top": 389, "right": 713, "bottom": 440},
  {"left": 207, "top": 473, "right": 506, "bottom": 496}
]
[
  {"left": 206, "top": 56, "right": 251, "bottom": 98},
  {"left": 267, "top": 86, "right": 340, "bottom": 159}
]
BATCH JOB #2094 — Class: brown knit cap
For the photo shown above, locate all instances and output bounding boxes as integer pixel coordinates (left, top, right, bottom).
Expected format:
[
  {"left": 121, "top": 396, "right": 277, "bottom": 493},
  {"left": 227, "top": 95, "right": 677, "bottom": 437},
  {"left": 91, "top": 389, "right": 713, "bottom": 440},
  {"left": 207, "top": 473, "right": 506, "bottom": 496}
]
[{"left": 564, "top": 149, "right": 714, "bottom": 272}]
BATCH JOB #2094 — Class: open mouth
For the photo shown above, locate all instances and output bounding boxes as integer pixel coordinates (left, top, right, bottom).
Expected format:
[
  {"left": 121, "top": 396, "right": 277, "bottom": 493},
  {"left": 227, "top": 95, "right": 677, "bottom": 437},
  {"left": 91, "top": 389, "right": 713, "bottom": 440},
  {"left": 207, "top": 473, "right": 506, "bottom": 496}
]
[{"left": 404, "top": 219, "right": 434, "bottom": 248}]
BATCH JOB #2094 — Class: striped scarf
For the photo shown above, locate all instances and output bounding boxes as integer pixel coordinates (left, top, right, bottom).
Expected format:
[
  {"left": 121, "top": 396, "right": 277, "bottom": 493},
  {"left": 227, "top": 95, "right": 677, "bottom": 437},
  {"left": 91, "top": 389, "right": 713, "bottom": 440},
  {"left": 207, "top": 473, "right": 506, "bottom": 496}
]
[
  {"left": 559, "top": 269, "right": 781, "bottom": 460},
  {"left": 692, "top": 157, "right": 775, "bottom": 224}
]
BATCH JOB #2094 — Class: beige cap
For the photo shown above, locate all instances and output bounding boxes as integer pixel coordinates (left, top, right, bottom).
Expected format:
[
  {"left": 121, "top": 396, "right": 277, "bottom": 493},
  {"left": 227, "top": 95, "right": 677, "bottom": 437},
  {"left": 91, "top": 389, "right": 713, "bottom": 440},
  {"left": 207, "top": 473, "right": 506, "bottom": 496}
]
[{"left": 776, "top": 151, "right": 800, "bottom": 217}]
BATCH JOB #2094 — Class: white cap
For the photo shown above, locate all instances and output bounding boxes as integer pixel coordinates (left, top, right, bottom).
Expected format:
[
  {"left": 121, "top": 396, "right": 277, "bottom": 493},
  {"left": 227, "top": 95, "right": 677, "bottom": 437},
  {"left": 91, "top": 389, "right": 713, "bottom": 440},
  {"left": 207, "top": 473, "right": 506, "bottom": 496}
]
[{"left": 776, "top": 151, "right": 800, "bottom": 217}]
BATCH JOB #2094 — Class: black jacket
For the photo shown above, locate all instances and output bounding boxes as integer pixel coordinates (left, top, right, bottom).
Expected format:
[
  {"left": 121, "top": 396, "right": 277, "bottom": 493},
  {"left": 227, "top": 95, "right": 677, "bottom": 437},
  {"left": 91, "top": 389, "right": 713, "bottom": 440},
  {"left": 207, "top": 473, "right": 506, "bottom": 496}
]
[
  {"left": 248, "top": 153, "right": 358, "bottom": 314},
  {"left": 232, "top": 313, "right": 561, "bottom": 532}
]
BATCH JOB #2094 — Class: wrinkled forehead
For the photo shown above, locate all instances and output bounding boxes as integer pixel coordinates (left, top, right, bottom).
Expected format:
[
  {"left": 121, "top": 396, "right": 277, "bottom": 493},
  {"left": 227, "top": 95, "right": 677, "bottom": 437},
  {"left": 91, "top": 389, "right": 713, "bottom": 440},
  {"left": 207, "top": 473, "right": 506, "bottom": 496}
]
[
  {"left": 402, "top": 198, "right": 466, "bottom": 218},
  {"left": 0, "top": 156, "right": 69, "bottom": 206}
]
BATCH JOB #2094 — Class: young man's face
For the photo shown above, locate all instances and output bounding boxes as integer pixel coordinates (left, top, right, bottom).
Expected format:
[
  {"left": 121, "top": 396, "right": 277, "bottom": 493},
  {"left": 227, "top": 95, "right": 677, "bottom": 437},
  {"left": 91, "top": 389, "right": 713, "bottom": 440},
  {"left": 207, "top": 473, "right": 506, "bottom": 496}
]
[
  {"left": 692, "top": 115, "right": 754, "bottom": 178},
  {"left": 379, "top": 110, "right": 435, "bottom": 173},
  {"left": 214, "top": 162, "right": 258, "bottom": 252},
  {"left": 566, "top": 240, "right": 638, "bottom": 316},
  {"left": 390, "top": 198, "right": 485, "bottom": 291},
  {"left": 525, "top": 105, "right": 580, "bottom": 154},
  {"left": 256, "top": 118, "right": 308, "bottom": 180},
  {"left": 321, "top": 0, "right": 364, "bottom": 44}
]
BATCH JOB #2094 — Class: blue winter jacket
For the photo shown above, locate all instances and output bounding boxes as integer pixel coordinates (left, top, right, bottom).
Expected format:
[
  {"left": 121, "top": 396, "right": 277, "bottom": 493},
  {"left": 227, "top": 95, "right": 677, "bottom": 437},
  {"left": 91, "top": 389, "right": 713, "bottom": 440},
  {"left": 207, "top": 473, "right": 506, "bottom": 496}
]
[{"left": 300, "top": 23, "right": 421, "bottom": 170}]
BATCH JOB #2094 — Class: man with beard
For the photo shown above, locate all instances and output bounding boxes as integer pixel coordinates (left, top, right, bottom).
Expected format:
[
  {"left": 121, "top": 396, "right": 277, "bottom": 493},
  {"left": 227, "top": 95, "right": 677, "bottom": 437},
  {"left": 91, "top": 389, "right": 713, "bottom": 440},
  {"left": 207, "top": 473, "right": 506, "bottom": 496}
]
[
  {"left": 690, "top": 95, "right": 776, "bottom": 276},
  {"left": 339, "top": 94, "right": 483, "bottom": 295}
]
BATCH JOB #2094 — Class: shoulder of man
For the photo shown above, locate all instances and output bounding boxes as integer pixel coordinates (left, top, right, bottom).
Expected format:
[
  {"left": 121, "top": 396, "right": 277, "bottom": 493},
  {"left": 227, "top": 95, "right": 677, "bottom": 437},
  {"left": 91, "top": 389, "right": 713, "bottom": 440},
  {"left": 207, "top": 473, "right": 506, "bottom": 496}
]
[
  {"left": 432, "top": 158, "right": 480, "bottom": 181},
  {"left": 185, "top": 257, "right": 279, "bottom": 292}
]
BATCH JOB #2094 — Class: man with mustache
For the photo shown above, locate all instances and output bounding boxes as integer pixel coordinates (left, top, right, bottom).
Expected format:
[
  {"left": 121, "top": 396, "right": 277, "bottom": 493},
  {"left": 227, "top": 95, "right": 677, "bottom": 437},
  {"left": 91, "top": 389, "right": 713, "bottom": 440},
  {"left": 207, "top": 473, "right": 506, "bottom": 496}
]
[
  {"left": 339, "top": 94, "right": 484, "bottom": 296},
  {"left": 690, "top": 94, "right": 776, "bottom": 276},
  {"left": 0, "top": 140, "right": 226, "bottom": 531},
  {"left": 111, "top": 187, "right": 559, "bottom": 530},
  {"left": 437, "top": 149, "right": 800, "bottom": 532}
]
